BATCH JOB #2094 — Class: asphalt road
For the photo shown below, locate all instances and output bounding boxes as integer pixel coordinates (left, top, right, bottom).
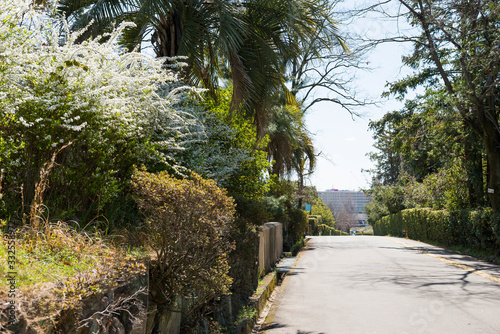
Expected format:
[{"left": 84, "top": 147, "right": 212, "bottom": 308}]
[{"left": 258, "top": 236, "right": 500, "bottom": 334}]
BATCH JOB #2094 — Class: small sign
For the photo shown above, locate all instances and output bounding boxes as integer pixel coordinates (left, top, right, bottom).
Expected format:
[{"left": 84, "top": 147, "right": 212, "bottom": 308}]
[
  {"left": 488, "top": 188, "right": 495, "bottom": 194},
  {"left": 305, "top": 204, "right": 312, "bottom": 212}
]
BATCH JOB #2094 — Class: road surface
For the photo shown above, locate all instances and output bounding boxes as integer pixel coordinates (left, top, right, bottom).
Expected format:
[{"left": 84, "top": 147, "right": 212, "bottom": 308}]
[{"left": 258, "top": 236, "right": 500, "bottom": 334}]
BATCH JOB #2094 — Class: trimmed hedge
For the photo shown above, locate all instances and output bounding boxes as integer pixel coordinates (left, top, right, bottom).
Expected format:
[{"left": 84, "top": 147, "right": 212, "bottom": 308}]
[
  {"left": 308, "top": 216, "right": 347, "bottom": 236},
  {"left": 317, "top": 224, "right": 348, "bottom": 236},
  {"left": 373, "top": 208, "right": 500, "bottom": 252}
]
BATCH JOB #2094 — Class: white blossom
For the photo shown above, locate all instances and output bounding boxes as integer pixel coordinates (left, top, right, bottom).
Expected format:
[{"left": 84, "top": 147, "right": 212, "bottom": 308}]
[{"left": 0, "top": 0, "right": 201, "bottom": 170}]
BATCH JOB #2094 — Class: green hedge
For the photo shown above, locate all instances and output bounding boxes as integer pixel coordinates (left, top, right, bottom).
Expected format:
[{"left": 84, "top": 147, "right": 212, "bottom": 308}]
[
  {"left": 307, "top": 215, "right": 347, "bottom": 236},
  {"left": 373, "top": 208, "right": 500, "bottom": 252},
  {"left": 317, "top": 224, "right": 348, "bottom": 236}
]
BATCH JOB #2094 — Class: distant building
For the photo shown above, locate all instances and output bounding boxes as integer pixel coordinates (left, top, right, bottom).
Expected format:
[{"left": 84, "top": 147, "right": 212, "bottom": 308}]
[{"left": 318, "top": 189, "right": 372, "bottom": 231}]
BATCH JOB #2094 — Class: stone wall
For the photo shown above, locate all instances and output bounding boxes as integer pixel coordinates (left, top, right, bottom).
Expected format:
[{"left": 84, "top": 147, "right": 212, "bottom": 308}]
[
  {"left": 2, "top": 223, "right": 283, "bottom": 333},
  {"left": 258, "top": 222, "right": 283, "bottom": 276},
  {"left": 0, "top": 261, "right": 185, "bottom": 334}
]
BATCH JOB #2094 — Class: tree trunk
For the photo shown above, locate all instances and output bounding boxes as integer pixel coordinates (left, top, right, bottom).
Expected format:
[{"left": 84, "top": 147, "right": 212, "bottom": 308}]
[
  {"left": 23, "top": 136, "right": 42, "bottom": 215},
  {"left": 297, "top": 174, "right": 304, "bottom": 210},
  {"left": 480, "top": 110, "right": 500, "bottom": 212},
  {"left": 463, "top": 122, "right": 485, "bottom": 207}
]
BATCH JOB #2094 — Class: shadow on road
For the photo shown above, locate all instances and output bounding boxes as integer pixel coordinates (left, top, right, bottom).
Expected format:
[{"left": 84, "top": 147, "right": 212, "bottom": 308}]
[
  {"left": 260, "top": 322, "right": 326, "bottom": 334},
  {"left": 384, "top": 241, "right": 500, "bottom": 278},
  {"left": 288, "top": 238, "right": 500, "bottom": 303}
]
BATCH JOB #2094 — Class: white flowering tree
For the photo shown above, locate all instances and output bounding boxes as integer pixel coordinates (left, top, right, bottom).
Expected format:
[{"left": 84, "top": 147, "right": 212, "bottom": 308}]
[{"left": 0, "top": 0, "right": 198, "bottom": 219}]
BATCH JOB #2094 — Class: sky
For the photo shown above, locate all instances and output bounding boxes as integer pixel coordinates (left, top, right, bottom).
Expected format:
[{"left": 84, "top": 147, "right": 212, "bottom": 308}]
[{"left": 304, "top": 2, "right": 415, "bottom": 192}]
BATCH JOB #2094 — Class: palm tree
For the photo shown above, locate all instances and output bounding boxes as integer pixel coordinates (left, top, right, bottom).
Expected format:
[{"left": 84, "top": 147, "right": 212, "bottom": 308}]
[
  {"left": 57, "top": 0, "right": 345, "bottom": 129},
  {"left": 58, "top": 0, "right": 341, "bottom": 190},
  {"left": 265, "top": 101, "right": 316, "bottom": 208},
  {"left": 58, "top": 0, "right": 248, "bottom": 101},
  {"left": 231, "top": 0, "right": 348, "bottom": 135},
  {"left": 266, "top": 102, "right": 315, "bottom": 175}
]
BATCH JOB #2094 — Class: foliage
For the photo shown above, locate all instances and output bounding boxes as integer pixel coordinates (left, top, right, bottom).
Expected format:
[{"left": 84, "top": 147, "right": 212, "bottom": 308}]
[
  {"left": 311, "top": 198, "right": 335, "bottom": 226},
  {"left": 0, "top": 1, "right": 197, "bottom": 221},
  {"left": 366, "top": 161, "right": 473, "bottom": 225},
  {"left": 174, "top": 90, "right": 276, "bottom": 322},
  {"left": 224, "top": 215, "right": 259, "bottom": 318},
  {"left": 285, "top": 209, "right": 309, "bottom": 251},
  {"left": 405, "top": 163, "right": 470, "bottom": 211},
  {"left": 290, "top": 236, "right": 306, "bottom": 256},
  {"left": 264, "top": 181, "right": 326, "bottom": 250},
  {"left": 56, "top": 0, "right": 354, "bottom": 190},
  {"left": 59, "top": 0, "right": 347, "bottom": 132},
  {"left": 314, "top": 224, "right": 347, "bottom": 236},
  {"left": 179, "top": 89, "right": 271, "bottom": 203},
  {"left": 372, "top": 208, "right": 500, "bottom": 253},
  {"left": 234, "top": 305, "right": 257, "bottom": 324},
  {"left": 308, "top": 215, "right": 322, "bottom": 235},
  {"left": 259, "top": 195, "right": 287, "bottom": 223},
  {"left": 367, "top": 87, "right": 486, "bottom": 222},
  {"left": 266, "top": 103, "right": 315, "bottom": 177},
  {"left": 131, "top": 168, "right": 235, "bottom": 311},
  {"left": 365, "top": 182, "right": 406, "bottom": 225},
  {"left": 380, "top": 0, "right": 500, "bottom": 211},
  {"left": 369, "top": 89, "right": 462, "bottom": 184}
]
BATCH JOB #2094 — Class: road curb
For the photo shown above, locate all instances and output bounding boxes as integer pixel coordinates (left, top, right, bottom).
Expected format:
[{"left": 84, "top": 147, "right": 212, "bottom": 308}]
[{"left": 250, "top": 271, "right": 279, "bottom": 321}]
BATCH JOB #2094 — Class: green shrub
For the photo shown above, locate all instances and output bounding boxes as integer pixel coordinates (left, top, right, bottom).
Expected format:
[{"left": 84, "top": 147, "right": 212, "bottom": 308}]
[
  {"left": 290, "top": 237, "right": 306, "bottom": 256},
  {"left": 0, "top": 4, "right": 198, "bottom": 222},
  {"left": 309, "top": 215, "right": 321, "bottom": 235},
  {"left": 131, "top": 168, "right": 235, "bottom": 311},
  {"left": 285, "top": 209, "right": 308, "bottom": 251},
  {"left": 373, "top": 208, "right": 500, "bottom": 253},
  {"left": 316, "top": 224, "right": 347, "bottom": 236}
]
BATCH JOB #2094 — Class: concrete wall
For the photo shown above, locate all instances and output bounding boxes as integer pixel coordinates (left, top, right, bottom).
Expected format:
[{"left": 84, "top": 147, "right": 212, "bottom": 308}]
[{"left": 258, "top": 222, "right": 283, "bottom": 276}]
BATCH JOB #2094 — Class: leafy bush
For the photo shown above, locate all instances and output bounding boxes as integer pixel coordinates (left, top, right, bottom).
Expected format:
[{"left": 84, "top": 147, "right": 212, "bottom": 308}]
[
  {"left": 317, "top": 224, "right": 347, "bottom": 236},
  {"left": 309, "top": 215, "right": 322, "bottom": 235},
  {"left": 131, "top": 168, "right": 235, "bottom": 312},
  {"left": 311, "top": 198, "right": 335, "bottom": 226},
  {"left": 290, "top": 237, "right": 306, "bottom": 256},
  {"left": 285, "top": 209, "right": 308, "bottom": 251},
  {"left": 373, "top": 208, "right": 500, "bottom": 252},
  {"left": 0, "top": 1, "right": 197, "bottom": 221}
]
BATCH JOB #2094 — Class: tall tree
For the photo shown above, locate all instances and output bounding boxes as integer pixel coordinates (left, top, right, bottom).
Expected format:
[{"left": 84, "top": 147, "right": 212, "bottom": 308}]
[
  {"left": 285, "top": 0, "right": 373, "bottom": 114},
  {"left": 369, "top": 0, "right": 499, "bottom": 211},
  {"left": 58, "top": 0, "right": 351, "bottom": 203},
  {"left": 369, "top": 88, "right": 486, "bottom": 208},
  {"left": 57, "top": 0, "right": 346, "bottom": 130}
]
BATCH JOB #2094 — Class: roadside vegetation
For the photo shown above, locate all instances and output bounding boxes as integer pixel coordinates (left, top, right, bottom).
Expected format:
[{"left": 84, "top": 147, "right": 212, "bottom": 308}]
[
  {"left": 0, "top": 0, "right": 350, "bottom": 332},
  {"left": 3, "top": 0, "right": 497, "bottom": 331},
  {"left": 365, "top": 0, "right": 500, "bottom": 261}
]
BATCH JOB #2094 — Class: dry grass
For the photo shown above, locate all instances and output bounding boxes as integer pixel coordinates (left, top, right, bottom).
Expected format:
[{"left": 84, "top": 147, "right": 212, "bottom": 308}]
[
  {"left": 29, "top": 141, "right": 73, "bottom": 228},
  {"left": 0, "top": 218, "right": 148, "bottom": 333},
  {"left": 0, "top": 141, "right": 149, "bottom": 332}
]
